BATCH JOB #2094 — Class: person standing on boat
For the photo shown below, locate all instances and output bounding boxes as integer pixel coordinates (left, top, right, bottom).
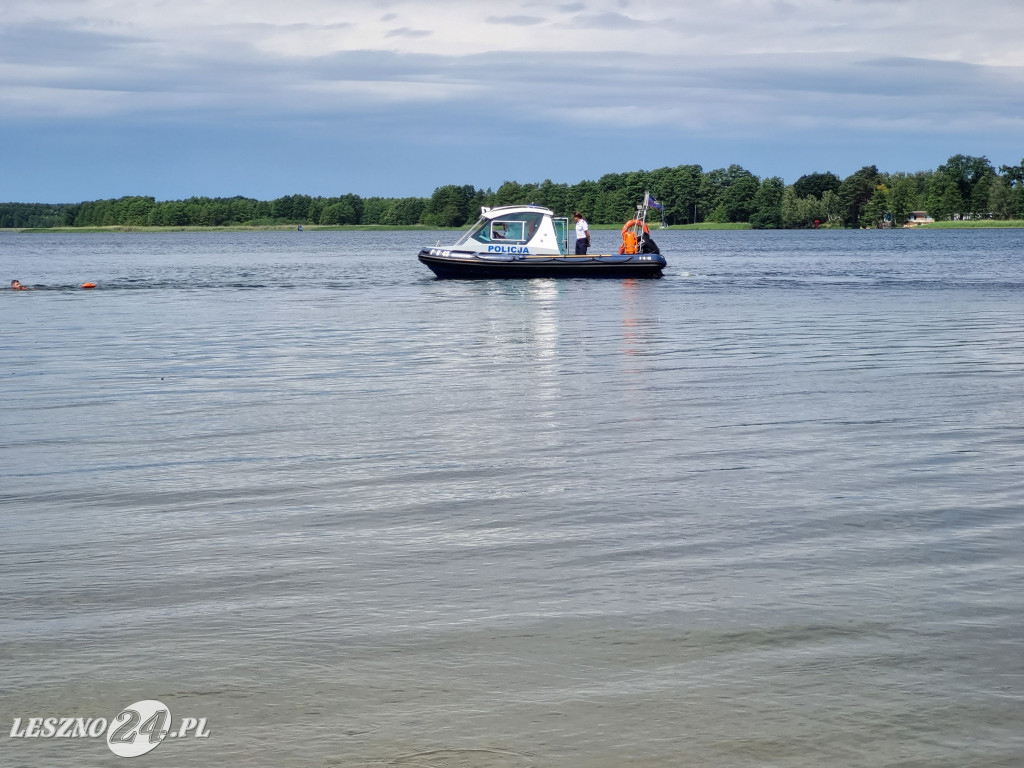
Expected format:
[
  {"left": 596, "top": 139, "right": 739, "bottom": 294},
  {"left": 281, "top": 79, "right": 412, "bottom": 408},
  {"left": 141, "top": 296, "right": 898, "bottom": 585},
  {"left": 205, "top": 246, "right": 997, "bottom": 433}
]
[{"left": 573, "top": 212, "right": 590, "bottom": 255}]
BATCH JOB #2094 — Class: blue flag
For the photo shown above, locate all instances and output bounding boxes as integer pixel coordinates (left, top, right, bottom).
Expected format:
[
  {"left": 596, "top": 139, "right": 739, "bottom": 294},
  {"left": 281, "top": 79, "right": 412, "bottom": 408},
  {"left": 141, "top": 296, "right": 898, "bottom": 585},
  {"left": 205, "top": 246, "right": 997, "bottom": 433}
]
[{"left": 645, "top": 192, "right": 664, "bottom": 210}]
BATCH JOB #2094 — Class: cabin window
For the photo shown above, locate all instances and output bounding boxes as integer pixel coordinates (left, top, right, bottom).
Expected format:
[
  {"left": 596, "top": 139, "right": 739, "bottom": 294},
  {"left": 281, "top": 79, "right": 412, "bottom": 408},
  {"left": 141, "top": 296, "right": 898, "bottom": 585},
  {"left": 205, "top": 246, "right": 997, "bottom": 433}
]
[
  {"left": 491, "top": 220, "right": 526, "bottom": 242},
  {"left": 457, "top": 211, "right": 546, "bottom": 246}
]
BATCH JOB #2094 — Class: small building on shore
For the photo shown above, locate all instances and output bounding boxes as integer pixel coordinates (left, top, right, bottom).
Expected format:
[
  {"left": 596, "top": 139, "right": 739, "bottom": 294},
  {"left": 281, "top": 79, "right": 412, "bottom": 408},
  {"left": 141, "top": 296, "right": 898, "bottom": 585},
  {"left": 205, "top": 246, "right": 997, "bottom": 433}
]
[{"left": 906, "top": 211, "right": 935, "bottom": 226}]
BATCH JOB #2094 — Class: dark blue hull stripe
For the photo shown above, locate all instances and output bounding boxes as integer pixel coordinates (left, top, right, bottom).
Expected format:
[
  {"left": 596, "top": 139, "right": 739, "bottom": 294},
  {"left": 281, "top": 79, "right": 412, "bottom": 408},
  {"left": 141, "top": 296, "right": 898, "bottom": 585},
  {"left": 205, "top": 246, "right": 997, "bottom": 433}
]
[{"left": 418, "top": 250, "right": 665, "bottom": 279}]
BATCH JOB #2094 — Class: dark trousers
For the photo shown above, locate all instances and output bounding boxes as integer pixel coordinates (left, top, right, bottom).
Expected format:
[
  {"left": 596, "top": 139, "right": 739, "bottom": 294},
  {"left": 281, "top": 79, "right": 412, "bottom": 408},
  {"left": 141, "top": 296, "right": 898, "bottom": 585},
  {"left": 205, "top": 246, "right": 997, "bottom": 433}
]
[{"left": 575, "top": 238, "right": 589, "bottom": 255}]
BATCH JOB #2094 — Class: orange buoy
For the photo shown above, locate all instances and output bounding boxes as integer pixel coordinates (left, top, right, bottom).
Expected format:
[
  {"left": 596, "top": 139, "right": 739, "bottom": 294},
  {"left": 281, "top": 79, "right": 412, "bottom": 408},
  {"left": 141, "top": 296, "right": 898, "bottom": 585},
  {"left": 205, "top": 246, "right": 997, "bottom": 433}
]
[
  {"left": 621, "top": 219, "right": 650, "bottom": 235},
  {"left": 81, "top": 282, "right": 97, "bottom": 289}
]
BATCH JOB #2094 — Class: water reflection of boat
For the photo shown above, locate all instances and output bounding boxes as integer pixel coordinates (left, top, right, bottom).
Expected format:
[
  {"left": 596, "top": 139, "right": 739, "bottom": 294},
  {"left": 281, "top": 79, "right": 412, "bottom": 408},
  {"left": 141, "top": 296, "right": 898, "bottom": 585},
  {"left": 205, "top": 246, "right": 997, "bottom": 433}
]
[{"left": 418, "top": 198, "right": 666, "bottom": 279}]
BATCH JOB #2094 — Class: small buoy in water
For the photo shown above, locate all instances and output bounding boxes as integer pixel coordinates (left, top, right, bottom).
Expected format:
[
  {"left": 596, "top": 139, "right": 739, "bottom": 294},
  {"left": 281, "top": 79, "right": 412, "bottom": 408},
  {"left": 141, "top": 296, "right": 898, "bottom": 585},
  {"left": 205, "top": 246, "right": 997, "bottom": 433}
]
[{"left": 81, "top": 282, "right": 97, "bottom": 289}]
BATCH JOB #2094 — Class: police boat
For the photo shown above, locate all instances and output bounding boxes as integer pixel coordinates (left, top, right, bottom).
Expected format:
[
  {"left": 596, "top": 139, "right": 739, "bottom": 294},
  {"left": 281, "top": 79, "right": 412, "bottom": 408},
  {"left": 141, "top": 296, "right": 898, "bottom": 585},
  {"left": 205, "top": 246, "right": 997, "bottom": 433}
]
[{"left": 417, "top": 198, "right": 666, "bottom": 279}]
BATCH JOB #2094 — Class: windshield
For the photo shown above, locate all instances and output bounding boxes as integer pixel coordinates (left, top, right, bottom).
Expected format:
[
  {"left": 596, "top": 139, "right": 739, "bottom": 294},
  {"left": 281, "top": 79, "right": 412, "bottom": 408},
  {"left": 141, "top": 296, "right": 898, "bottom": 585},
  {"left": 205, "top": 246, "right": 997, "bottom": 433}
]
[{"left": 455, "top": 211, "right": 545, "bottom": 246}]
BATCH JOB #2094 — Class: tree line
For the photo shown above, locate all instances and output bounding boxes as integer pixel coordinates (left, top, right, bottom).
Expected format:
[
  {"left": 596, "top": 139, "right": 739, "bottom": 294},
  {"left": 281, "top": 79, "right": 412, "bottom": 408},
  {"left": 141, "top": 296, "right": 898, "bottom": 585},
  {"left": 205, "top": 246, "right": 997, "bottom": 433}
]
[{"left": 3, "top": 155, "right": 1023, "bottom": 230}]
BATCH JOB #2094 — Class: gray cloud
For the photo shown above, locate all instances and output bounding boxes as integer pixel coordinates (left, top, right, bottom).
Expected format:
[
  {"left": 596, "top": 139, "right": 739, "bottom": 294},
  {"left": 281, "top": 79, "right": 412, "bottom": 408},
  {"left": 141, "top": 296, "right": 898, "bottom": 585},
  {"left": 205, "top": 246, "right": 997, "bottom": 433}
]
[
  {"left": 571, "top": 12, "right": 649, "bottom": 28},
  {"left": 486, "top": 16, "right": 546, "bottom": 27},
  {"left": 2, "top": 2, "right": 1022, "bottom": 149},
  {"left": 6, "top": 35, "right": 1022, "bottom": 139},
  {"left": 385, "top": 27, "right": 432, "bottom": 38},
  {"left": 0, "top": 21, "right": 147, "bottom": 67}
]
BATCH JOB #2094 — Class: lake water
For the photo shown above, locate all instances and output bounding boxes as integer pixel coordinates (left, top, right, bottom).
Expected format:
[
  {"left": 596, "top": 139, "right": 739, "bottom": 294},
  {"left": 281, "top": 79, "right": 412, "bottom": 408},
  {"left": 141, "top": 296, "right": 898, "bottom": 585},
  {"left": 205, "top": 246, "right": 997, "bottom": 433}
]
[{"left": 1, "top": 229, "right": 1022, "bottom": 767}]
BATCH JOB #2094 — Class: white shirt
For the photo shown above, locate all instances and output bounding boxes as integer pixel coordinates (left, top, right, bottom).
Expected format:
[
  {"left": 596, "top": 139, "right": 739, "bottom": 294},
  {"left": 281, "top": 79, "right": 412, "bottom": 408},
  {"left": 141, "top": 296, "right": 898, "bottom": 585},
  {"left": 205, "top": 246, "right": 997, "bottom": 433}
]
[{"left": 575, "top": 218, "right": 589, "bottom": 239}]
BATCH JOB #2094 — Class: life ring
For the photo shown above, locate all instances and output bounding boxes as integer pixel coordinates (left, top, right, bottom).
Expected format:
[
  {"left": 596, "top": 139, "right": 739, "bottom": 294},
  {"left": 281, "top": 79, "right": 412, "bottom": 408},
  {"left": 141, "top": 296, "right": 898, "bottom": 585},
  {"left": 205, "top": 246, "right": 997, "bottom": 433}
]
[
  {"left": 81, "top": 282, "right": 97, "bottom": 289},
  {"left": 621, "top": 219, "right": 650, "bottom": 235}
]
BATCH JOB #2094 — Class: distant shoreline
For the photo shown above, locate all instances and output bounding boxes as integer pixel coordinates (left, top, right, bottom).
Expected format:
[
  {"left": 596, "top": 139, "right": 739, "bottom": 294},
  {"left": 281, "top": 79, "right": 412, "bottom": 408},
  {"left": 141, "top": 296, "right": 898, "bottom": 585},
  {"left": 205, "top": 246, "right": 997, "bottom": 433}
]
[
  {"left": 4, "top": 220, "right": 1023, "bottom": 234},
  {"left": 4, "top": 224, "right": 442, "bottom": 234}
]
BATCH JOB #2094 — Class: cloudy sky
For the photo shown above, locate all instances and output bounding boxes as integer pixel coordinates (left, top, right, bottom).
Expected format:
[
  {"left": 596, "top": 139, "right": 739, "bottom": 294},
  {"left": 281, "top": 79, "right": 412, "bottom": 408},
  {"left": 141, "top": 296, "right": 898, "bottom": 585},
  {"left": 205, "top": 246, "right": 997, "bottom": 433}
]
[{"left": 2, "top": 0, "right": 1023, "bottom": 202}]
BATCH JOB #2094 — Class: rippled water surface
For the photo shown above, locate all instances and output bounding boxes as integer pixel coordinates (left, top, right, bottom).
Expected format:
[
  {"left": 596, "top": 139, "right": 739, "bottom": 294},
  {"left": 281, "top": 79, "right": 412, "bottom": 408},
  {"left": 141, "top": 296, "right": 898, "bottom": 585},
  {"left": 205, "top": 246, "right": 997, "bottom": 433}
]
[{"left": 2, "top": 229, "right": 1022, "bottom": 767}]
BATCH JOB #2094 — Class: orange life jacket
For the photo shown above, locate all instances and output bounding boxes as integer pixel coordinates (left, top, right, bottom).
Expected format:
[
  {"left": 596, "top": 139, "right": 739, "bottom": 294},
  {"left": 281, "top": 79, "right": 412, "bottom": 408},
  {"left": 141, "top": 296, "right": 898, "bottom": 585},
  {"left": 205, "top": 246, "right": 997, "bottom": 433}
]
[{"left": 621, "top": 231, "right": 639, "bottom": 255}]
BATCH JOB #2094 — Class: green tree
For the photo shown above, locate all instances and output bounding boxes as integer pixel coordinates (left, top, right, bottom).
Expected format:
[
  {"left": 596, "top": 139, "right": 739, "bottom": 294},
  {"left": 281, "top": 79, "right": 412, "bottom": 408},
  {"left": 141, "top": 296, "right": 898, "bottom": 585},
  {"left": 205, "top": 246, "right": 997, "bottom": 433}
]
[
  {"left": 698, "top": 168, "right": 729, "bottom": 221},
  {"left": 272, "top": 194, "right": 313, "bottom": 222},
  {"left": 820, "top": 190, "right": 842, "bottom": 224},
  {"left": 998, "top": 159, "right": 1024, "bottom": 218},
  {"left": 926, "top": 171, "right": 963, "bottom": 220},
  {"left": 727, "top": 166, "right": 760, "bottom": 222},
  {"left": 228, "top": 197, "right": 257, "bottom": 224},
  {"left": 422, "top": 185, "right": 478, "bottom": 227},
  {"left": 970, "top": 175, "right": 993, "bottom": 217},
  {"left": 360, "top": 197, "right": 387, "bottom": 225},
  {"left": 568, "top": 180, "right": 599, "bottom": 224},
  {"left": 793, "top": 172, "right": 841, "bottom": 200},
  {"left": 119, "top": 196, "right": 155, "bottom": 225},
  {"left": 0, "top": 203, "right": 67, "bottom": 228},
  {"left": 320, "top": 200, "right": 357, "bottom": 225},
  {"left": 535, "top": 179, "right": 570, "bottom": 215},
  {"left": 749, "top": 176, "right": 784, "bottom": 228},
  {"left": 988, "top": 176, "right": 1013, "bottom": 219},
  {"left": 781, "top": 186, "right": 803, "bottom": 228},
  {"left": 781, "top": 187, "right": 829, "bottom": 228},
  {"left": 386, "top": 197, "right": 426, "bottom": 225},
  {"left": 651, "top": 164, "right": 701, "bottom": 224},
  {"left": 997, "top": 161, "right": 1019, "bottom": 216},
  {"left": 889, "top": 176, "right": 919, "bottom": 226},
  {"left": 938, "top": 154, "right": 995, "bottom": 213},
  {"left": 838, "top": 165, "right": 880, "bottom": 227},
  {"left": 492, "top": 181, "right": 525, "bottom": 208},
  {"left": 162, "top": 201, "right": 189, "bottom": 226},
  {"left": 862, "top": 184, "right": 891, "bottom": 227},
  {"left": 704, "top": 165, "right": 760, "bottom": 222}
]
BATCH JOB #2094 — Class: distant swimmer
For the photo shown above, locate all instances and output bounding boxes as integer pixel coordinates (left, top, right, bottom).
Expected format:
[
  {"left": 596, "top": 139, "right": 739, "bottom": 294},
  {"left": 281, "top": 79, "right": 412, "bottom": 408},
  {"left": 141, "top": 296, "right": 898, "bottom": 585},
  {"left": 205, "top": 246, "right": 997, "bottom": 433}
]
[{"left": 10, "top": 279, "right": 27, "bottom": 290}]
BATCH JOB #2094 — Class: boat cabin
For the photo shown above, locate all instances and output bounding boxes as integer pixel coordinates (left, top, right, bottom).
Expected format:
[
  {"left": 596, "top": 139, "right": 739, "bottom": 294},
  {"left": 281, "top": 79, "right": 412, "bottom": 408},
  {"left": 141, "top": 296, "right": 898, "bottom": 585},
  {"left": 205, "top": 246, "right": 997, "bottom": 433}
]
[{"left": 453, "top": 205, "right": 569, "bottom": 256}]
